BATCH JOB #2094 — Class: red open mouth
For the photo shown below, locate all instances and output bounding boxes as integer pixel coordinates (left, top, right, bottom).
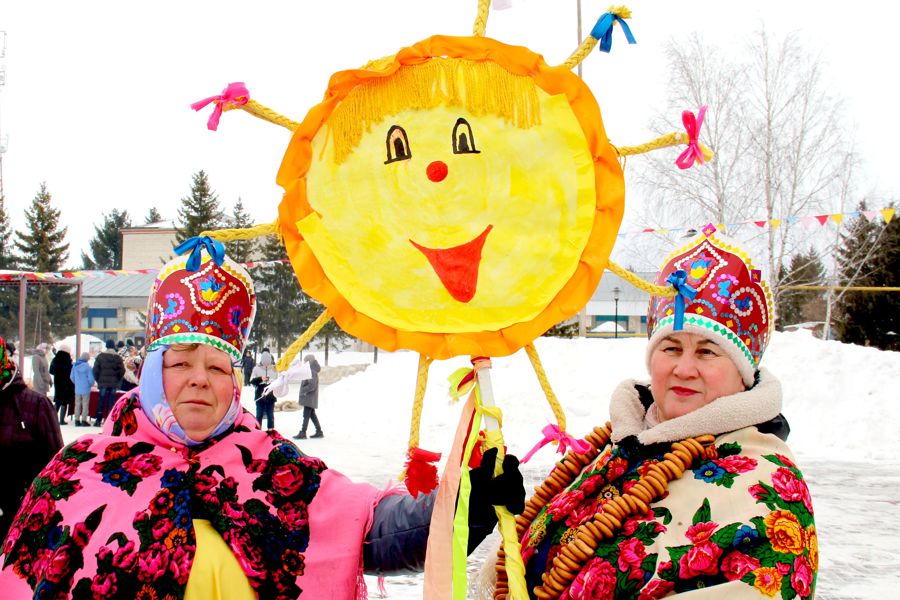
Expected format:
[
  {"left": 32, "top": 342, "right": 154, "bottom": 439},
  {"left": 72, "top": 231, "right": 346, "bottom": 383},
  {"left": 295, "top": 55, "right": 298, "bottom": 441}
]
[{"left": 410, "top": 225, "right": 493, "bottom": 303}]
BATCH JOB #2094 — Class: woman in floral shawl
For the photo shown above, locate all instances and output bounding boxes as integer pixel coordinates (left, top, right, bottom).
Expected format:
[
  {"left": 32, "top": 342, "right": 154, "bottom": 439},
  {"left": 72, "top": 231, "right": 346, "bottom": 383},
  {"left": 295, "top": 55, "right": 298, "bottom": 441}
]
[
  {"left": 482, "top": 227, "right": 817, "bottom": 600},
  {"left": 0, "top": 237, "right": 523, "bottom": 600}
]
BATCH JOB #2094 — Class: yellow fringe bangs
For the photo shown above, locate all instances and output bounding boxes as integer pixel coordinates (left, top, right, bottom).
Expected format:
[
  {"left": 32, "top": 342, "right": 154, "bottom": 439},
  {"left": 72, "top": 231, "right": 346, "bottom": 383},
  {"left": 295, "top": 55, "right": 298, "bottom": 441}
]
[{"left": 329, "top": 58, "right": 541, "bottom": 164}]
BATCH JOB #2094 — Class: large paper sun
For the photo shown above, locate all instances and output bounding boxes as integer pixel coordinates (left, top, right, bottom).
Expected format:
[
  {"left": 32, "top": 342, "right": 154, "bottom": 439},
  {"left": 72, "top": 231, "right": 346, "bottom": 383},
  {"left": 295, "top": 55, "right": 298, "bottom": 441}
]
[{"left": 276, "top": 35, "right": 624, "bottom": 359}]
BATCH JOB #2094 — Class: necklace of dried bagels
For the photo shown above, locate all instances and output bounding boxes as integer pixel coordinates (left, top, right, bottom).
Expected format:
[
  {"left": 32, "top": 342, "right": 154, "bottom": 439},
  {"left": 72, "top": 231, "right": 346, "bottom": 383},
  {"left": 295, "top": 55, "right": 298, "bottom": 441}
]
[{"left": 492, "top": 422, "right": 717, "bottom": 600}]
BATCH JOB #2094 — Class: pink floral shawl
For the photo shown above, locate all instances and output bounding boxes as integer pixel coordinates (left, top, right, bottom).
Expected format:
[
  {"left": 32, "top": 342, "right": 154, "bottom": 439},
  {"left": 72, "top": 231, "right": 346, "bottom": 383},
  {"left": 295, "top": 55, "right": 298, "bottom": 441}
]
[{"left": 0, "top": 391, "right": 327, "bottom": 599}]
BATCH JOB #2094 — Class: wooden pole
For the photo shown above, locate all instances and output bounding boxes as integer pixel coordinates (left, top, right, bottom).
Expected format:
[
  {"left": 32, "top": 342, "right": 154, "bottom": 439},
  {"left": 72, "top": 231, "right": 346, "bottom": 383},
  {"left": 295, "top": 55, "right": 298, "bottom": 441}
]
[
  {"left": 75, "top": 280, "right": 83, "bottom": 358},
  {"left": 17, "top": 277, "right": 25, "bottom": 374}
]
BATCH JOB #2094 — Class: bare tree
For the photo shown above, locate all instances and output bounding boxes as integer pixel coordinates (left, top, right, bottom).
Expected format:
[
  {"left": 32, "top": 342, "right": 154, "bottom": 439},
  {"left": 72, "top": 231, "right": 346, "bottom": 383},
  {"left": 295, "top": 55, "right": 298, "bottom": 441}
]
[
  {"left": 635, "top": 34, "right": 756, "bottom": 230},
  {"left": 745, "top": 30, "right": 845, "bottom": 295},
  {"left": 628, "top": 28, "right": 851, "bottom": 301}
]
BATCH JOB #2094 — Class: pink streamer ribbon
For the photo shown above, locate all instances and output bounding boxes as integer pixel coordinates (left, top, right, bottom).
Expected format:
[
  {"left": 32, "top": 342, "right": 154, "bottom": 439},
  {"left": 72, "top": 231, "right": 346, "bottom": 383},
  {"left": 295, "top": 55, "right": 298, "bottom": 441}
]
[
  {"left": 190, "top": 82, "right": 250, "bottom": 131},
  {"left": 520, "top": 424, "right": 592, "bottom": 464},
  {"left": 675, "top": 105, "right": 707, "bottom": 170}
]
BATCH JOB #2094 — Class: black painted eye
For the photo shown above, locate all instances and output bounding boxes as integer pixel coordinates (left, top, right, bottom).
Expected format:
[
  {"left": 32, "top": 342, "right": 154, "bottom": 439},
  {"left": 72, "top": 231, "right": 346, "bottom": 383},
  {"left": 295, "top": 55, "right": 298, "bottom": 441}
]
[
  {"left": 385, "top": 125, "right": 412, "bottom": 164},
  {"left": 452, "top": 118, "right": 480, "bottom": 154}
]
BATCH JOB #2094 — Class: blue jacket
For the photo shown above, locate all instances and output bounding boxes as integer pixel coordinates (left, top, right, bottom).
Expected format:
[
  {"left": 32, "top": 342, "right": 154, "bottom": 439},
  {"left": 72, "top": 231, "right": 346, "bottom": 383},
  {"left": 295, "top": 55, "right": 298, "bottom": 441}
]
[{"left": 69, "top": 359, "right": 95, "bottom": 396}]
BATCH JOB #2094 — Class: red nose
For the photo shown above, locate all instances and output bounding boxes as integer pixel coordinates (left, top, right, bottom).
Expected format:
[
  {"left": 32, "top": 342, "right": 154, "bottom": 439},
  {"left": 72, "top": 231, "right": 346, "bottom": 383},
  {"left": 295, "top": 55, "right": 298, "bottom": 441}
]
[{"left": 426, "top": 161, "right": 448, "bottom": 182}]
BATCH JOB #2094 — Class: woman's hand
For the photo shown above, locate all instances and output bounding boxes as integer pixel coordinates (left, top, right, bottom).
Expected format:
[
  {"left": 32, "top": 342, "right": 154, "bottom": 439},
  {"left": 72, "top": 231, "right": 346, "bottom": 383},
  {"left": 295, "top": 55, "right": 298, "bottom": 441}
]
[{"left": 469, "top": 447, "right": 526, "bottom": 517}]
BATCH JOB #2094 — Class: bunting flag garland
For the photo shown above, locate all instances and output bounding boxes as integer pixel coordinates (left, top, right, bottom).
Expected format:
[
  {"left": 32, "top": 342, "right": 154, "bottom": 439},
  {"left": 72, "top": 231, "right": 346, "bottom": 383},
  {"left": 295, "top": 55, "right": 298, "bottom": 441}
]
[
  {"left": 0, "top": 259, "right": 291, "bottom": 282},
  {"left": 615, "top": 206, "right": 896, "bottom": 239}
]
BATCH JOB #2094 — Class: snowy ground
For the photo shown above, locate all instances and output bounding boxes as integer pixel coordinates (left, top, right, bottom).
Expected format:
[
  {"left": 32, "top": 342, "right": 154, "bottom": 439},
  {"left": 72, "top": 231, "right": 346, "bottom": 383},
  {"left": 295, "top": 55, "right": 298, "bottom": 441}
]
[{"left": 57, "top": 331, "right": 900, "bottom": 598}]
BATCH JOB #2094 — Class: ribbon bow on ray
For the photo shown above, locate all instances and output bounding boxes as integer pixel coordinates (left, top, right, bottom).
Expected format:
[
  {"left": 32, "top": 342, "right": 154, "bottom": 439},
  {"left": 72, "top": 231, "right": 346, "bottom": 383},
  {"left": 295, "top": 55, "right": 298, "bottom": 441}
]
[
  {"left": 675, "top": 105, "right": 708, "bottom": 169},
  {"left": 191, "top": 82, "right": 250, "bottom": 131}
]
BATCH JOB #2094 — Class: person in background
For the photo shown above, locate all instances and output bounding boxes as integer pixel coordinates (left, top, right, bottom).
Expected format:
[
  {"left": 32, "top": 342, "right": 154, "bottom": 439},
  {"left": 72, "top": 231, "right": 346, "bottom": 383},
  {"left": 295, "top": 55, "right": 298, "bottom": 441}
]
[
  {"left": 30, "top": 343, "right": 52, "bottom": 396},
  {"left": 478, "top": 228, "right": 817, "bottom": 600},
  {"left": 92, "top": 339, "right": 125, "bottom": 427},
  {"left": 0, "top": 238, "right": 524, "bottom": 599},
  {"left": 259, "top": 347, "right": 273, "bottom": 369},
  {"left": 69, "top": 352, "right": 95, "bottom": 427},
  {"left": 241, "top": 349, "right": 255, "bottom": 387},
  {"left": 119, "top": 356, "right": 140, "bottom": 392},
  {"left": 250, "top": 351, "right": 277, "bottom": 431},
  {"left": 294, "top": 354, "right": 323, "bottom": 440},
  {"left": 49, "top": 344, "right": 74, "bottom": 425},
  {"left": 0, "top": 335, "right": 63, "bottom": 541}
]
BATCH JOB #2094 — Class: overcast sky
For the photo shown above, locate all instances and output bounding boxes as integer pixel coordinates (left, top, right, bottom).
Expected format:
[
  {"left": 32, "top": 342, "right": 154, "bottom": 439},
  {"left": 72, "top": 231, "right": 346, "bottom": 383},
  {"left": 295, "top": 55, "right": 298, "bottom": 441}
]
[{"left": 1, "top": 0, "right": 898, "bottom": 267}]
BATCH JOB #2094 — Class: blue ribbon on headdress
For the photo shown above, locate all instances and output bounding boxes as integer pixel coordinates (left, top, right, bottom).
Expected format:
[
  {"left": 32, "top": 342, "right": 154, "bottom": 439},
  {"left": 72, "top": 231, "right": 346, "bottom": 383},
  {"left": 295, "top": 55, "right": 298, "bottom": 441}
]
[
  {"left": 666, "top": 269, "right": 697, "bottom": 331},
  {"left": 173, "top": 236, "right": 226, "bottom": 272},
  {"left": 590, "top": 11, "right": 637, "bottom": 53}
]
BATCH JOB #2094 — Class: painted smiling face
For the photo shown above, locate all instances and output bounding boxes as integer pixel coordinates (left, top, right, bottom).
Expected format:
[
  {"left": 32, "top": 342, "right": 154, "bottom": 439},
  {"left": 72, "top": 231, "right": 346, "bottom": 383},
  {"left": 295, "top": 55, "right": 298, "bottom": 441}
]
[{"left": 278, "top": 35, "right": 624, "bottom": 358}]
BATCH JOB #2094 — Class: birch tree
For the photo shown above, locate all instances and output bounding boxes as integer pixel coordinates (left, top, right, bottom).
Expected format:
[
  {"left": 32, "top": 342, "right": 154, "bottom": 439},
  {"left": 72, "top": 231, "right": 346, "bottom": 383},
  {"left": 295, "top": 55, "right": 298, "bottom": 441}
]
[{"left": 631, "top": 29, "right": 851, "bottom": 301}]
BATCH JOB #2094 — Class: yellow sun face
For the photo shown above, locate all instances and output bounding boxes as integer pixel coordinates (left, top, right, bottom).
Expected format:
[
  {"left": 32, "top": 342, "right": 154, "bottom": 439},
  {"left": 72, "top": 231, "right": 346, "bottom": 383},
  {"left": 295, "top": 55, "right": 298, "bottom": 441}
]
[{"left": 278, "top": 36, "right": 624, "bottom": 358}]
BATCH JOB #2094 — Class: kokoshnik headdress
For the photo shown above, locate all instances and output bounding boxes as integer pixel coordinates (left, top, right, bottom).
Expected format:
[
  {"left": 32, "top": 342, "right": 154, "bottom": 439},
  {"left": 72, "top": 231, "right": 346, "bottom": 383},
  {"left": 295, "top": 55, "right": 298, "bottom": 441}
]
[{"left": 145, "top": 236, "right": 256, "bottom": 363}]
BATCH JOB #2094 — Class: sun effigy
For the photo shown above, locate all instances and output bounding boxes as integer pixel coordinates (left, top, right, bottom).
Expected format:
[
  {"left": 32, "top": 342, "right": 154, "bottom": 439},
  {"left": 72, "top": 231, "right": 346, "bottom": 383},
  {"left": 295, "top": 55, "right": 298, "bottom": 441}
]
[{"left": 192, "top": 3, "right": 711, "bottom": 597}]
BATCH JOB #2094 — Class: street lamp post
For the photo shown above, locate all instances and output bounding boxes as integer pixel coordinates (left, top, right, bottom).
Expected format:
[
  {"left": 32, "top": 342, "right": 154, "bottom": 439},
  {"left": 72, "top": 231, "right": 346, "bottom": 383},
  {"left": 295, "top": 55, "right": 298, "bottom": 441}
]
[{"left": 613, "top": 286, "right": 621, "bottom": 339}]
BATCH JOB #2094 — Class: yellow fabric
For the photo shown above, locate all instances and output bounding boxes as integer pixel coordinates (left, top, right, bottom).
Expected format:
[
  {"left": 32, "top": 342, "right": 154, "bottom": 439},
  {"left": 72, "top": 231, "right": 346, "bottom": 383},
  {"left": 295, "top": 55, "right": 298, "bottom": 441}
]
[
  {"left": 277, "top": 35, "right": 624, "bottom": 359},
  {"left": 483, "top": 429, "right": 528, "bottom": 600},
  {"left": 185, "top": 519, "right": 255, "bottom": 600}
]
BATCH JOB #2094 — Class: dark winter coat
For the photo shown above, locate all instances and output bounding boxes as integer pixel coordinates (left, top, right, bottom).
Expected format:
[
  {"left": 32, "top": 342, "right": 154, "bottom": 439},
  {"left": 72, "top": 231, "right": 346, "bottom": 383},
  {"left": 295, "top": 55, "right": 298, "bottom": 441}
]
[
  {"left": 30, "top": 349, "right": 51, "bottom": 394},
  {"left": 299, "top": 357, "right": 321, "bottom": 409},
  {"left": 49, "top": 350, "right": 74, "bottom": 406},
  {"left": 92, "top": 349, "right": 125, "bottom": 389},
  {"left": 0, "top": 369, "right": 64, "bottom": 540},
  {"left": 242, "top": 353, "right": 255, "bottom": 382},
  {"left": 363, "top": 461, "right": 505, "bottom": 575}
]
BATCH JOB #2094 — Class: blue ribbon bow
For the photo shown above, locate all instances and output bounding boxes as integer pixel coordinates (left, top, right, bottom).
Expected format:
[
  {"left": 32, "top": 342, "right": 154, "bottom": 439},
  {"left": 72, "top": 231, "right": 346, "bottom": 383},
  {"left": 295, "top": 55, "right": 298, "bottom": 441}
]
[
  {"left": 590, "top": 11, "right": 637, "bottom": 53},
  {"left": 173, "top": 235, "right": 226, "bottom": 272},
  {"left": 666, "top": 270, "right": 697, "bottom": 331}
]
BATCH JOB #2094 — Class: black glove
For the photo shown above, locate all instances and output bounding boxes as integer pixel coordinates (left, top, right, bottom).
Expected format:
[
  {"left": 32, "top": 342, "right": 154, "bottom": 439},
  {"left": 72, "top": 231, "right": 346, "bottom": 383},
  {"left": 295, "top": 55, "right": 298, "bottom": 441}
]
[{"left": 468, "top": 447, "right": 526, "bottom": 520}]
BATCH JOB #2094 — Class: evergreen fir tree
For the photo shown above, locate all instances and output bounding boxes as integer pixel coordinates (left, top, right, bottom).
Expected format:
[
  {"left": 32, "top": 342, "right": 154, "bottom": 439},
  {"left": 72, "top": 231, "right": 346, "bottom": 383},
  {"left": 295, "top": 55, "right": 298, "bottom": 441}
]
[
  {"left": 777, "top": 247, "right": 826, "bottom": 329},
  {"left": 175, "top": 170, "right": 225, "bottom": 244},
  {"left": 225, "top": 198, "right": 255, "bottom": 264},
  {"left": 81, "top": 209, "right": 132, "bottom": 269},
  {"left": 315, "top": 303, "right": 352, "bottom": 365},
  {"left": 835, "top": 202, "right": 882, "bottom": 346},
  {"left": 144, "top": 207, "right": 163, "bottom": 224},
  {"left": 13, "top": 182, "right": 75, "bottom": 345},
  {"left": 250, "top": 234, "right": 308, "bottom": 356},
  {"left": 544, "top": 319, "right": 579, "bottom": 338},
  {"left": 864, "top": 206, "right": 899, "bottom": 350}
]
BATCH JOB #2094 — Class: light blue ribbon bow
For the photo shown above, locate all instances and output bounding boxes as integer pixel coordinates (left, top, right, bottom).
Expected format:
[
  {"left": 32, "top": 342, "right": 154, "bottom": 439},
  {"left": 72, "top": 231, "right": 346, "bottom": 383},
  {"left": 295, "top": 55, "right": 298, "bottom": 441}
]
[
  {"left": 173, "top": 235, "right": 226, "bottom": 272},
  {"left": 590, "top": 11, "right": 637, "bottom": 53},
  {"left": 666, "top": 269, "right": 697, "bottom": 331}
]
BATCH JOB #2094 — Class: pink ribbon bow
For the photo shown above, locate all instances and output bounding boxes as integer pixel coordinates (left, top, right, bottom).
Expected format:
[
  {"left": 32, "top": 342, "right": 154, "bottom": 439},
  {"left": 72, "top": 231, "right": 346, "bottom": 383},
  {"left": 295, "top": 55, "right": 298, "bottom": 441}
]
[
  {"left": 675, "top": 105, "right": 707, "bottom": 170},
  {"left": 191, "top": 82, "right": 250, "bottom": 131},
  {"left": 520, "top": 424, "right": 592, "bottom": 464}
]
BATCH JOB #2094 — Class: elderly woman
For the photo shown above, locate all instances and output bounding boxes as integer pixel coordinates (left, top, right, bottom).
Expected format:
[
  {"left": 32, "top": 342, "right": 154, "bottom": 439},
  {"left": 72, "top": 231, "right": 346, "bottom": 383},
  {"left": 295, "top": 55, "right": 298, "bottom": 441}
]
[
  {"left": 0, "top": 237, "right": 523, "bottom": 600},
  {"left": 485, "top": 228, "right": 817, "bottom": 600}
]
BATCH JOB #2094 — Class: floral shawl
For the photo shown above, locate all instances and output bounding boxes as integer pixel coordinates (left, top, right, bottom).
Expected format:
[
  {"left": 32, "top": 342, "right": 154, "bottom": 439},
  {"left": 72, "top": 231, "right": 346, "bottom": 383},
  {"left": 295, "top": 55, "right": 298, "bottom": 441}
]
[
  {"left": 517, "top": 370, "right": 817, "bottom": 599},
  {"left": 0, "top": 391, "right": 326, "bottom": 600}
]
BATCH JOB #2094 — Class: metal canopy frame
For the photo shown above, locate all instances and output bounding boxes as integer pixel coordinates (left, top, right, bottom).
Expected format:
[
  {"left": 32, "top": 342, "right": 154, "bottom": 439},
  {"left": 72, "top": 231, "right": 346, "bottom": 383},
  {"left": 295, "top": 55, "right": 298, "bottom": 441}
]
[{"left": 0, "top": 273, "right": 83, "bottom": 374}]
